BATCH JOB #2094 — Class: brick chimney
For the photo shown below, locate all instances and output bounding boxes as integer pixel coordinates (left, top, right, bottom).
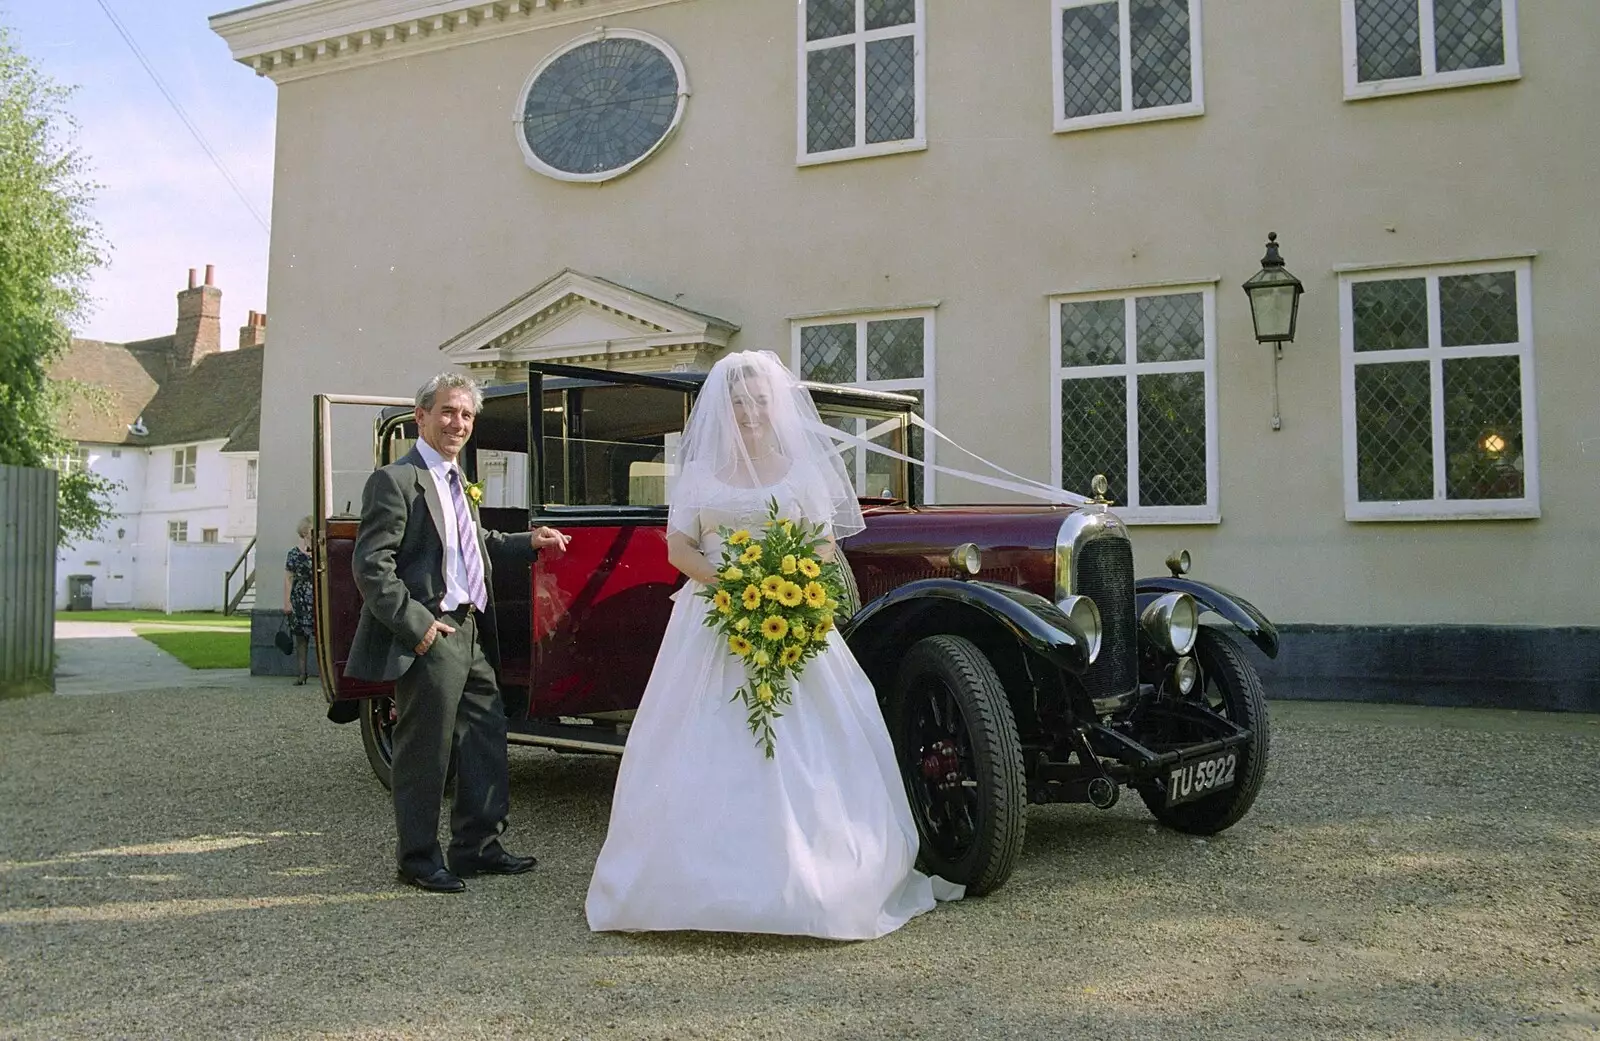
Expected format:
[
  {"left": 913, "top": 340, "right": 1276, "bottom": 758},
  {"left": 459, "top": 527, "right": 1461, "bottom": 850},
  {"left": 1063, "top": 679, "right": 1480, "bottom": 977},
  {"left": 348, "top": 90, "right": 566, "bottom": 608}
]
[
  {"left": 238, "top": 310, "right": 267, "bottom": 349},
  {"left": 173, "top": 264, "right": 222, "bottom": 369}
]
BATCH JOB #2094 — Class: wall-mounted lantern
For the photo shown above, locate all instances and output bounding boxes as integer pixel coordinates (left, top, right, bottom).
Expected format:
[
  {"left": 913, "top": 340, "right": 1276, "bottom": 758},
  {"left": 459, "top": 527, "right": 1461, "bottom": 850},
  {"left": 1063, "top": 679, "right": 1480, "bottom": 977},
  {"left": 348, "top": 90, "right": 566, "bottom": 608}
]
[{"left": 1241, "top": 232, "right": 1305, "bottom": 430}]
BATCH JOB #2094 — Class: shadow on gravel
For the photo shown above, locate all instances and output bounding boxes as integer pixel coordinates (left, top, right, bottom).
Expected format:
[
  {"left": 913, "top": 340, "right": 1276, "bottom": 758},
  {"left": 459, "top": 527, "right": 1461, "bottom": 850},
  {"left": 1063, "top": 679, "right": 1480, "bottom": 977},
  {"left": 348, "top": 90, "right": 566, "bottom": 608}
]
[{"left": 1, "top": 691, "right": 1596, "bottom": 1040}]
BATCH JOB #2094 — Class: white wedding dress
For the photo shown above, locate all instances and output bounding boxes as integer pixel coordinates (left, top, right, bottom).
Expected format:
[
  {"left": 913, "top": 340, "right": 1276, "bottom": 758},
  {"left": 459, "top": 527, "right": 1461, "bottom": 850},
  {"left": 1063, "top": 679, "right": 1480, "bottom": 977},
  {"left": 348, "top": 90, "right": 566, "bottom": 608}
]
[{"left": 585, "top": 474, "right": 962, "bottom": 939}]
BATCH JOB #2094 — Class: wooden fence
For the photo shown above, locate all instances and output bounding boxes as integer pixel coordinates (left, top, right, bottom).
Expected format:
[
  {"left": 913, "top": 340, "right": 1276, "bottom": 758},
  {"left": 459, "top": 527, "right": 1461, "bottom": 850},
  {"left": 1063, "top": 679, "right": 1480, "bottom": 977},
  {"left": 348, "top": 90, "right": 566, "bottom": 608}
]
[{"left": 0, "top": 464, "right": 57, "bottom": 697}]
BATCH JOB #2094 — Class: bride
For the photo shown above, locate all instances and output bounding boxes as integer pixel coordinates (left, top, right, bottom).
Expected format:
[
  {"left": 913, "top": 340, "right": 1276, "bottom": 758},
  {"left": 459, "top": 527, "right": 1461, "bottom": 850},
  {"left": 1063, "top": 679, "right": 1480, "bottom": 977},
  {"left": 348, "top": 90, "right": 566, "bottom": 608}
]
[{"left": 585, "top": 350, "right": 961, "bottom": 939}]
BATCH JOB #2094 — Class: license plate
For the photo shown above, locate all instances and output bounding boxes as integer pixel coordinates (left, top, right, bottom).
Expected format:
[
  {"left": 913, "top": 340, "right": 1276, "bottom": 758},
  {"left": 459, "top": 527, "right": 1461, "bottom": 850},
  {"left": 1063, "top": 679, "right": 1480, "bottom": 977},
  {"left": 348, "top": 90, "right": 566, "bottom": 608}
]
[{"left": 1165, "top": 750, "right": 1237, "bottom": 806}]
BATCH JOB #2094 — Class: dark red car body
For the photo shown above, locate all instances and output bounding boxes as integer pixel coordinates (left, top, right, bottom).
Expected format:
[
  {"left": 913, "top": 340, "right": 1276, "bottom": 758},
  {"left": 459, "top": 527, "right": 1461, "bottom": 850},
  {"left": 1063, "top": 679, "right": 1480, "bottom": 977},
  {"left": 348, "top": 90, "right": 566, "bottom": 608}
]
[{"left": 312, "top": 363, "right": 1278, "bottom": 894}]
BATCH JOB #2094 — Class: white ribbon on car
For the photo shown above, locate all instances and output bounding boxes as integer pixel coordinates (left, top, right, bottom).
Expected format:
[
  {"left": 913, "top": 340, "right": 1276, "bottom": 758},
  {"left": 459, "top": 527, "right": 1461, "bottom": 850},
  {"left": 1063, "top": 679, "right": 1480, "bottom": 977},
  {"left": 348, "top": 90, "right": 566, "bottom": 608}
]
[{"left": 808, "top": 415, "right": 1091, "bottom": 507}]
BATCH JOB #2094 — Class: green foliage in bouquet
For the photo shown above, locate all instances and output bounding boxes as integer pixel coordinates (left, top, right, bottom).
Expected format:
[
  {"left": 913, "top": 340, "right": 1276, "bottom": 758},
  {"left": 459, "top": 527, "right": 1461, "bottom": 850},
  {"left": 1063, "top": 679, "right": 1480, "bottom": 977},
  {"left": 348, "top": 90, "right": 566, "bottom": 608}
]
[{"left": 697, "top": 498, "right": 846, "bottom": 758}]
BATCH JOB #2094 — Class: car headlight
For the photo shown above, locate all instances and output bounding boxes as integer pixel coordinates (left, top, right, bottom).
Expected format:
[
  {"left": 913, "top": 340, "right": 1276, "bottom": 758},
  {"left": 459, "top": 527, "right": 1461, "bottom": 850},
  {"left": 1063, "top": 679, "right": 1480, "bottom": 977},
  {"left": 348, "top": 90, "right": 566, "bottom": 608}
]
[
  {"left": 1140, "top": 591, "right": 1199, "bottom": 656},
  {"left": 1173, "top": 655, "right": 1199, "bottom": 695},
  {"left": 1055, "top": 594, "right": 1102, "bottom": 664},
  {"left": 948, "top": 542, "right": 981, "bottom": 576}
]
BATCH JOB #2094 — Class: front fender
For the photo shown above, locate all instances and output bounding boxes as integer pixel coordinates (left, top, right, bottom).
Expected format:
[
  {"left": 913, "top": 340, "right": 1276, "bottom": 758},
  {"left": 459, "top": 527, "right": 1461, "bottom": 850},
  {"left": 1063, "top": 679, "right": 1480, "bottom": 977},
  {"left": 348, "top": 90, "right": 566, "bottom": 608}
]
[
  {"left": 1136, "top": 577, "right": 1279, "bottom": 659},
  {"left": 842, "top": 578, "right": 1091, "bottom": 674}
]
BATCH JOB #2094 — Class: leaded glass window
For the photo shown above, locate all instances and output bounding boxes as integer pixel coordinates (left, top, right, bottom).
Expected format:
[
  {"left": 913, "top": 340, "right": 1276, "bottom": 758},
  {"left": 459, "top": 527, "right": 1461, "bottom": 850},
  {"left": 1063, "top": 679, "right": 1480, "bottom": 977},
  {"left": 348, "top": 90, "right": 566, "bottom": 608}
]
[
  {"left": 1054, "top": 0, "right": 1200, "bottom": 131},
  {"left": 1342, "top": 261, "right": 1537, "bottom": 519},
  {"left": 1344, "top": 0, "right": 1517, "bottom": 96},
  {"left": 801, "top": 0, "right": 924, "bottom": 161},
  {"left": 1055, "top": 288, "right": 1216, "bottom": 521},
  {"left": 517, "top": 31, "right": 687, "bottom": 182},
  {"left": 794, "top": 311, "right": 933, "bottom": 501}
]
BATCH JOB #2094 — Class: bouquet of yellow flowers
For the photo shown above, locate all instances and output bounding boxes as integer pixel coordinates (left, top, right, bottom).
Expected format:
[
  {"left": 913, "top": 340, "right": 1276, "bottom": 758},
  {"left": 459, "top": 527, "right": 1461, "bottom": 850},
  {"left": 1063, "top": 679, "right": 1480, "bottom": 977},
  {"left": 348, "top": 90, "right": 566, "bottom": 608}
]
[{"left": 697, "top": 498, "right": 846, "bottom": 758}]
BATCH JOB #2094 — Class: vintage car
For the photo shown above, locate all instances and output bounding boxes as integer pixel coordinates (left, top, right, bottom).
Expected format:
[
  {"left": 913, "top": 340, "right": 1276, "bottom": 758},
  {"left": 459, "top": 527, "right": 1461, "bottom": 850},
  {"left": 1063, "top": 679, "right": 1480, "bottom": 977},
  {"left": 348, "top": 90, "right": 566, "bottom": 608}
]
[{"left": 311, "top": 362, "right": 1277, "bottom": 895}]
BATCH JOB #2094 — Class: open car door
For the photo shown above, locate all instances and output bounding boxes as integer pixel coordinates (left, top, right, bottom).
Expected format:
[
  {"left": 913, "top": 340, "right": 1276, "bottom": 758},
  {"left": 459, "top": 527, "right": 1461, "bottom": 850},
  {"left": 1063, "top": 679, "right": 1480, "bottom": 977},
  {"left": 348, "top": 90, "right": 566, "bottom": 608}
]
[{"left": 311, "top": 393, "right": 415, "bottom": 706}]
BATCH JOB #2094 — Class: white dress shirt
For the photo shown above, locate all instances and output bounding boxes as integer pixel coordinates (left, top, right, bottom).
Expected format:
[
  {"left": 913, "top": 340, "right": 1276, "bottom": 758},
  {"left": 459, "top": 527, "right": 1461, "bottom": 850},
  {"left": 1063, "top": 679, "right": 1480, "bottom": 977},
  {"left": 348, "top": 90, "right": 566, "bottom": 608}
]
[{"left": 415, "top": 438, "right": 483, "bottom": 612}]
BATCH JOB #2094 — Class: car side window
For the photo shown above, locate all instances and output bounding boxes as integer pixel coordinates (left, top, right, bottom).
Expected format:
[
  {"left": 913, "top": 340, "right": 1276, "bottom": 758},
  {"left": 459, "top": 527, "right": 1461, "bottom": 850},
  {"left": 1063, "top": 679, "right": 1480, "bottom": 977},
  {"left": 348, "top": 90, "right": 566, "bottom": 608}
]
[{"left": 541, "top": 384, "right": 689, "bottom": 508}]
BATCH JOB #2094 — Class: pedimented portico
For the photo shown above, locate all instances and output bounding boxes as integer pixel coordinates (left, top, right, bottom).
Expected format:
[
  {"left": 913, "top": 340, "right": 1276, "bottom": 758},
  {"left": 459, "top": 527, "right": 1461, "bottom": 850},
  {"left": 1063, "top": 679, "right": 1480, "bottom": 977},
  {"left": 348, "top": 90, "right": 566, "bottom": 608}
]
[{"left": 438, "top": 269, "right": 739, "bottom": 381}]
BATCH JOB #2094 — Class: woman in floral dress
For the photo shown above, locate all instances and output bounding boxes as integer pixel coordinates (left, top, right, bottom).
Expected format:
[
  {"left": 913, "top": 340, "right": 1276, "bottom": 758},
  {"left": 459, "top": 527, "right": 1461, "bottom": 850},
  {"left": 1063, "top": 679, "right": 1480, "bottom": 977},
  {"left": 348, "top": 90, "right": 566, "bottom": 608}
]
[{"left": 283, "top": 515, "right": 316, "bottom": 684}]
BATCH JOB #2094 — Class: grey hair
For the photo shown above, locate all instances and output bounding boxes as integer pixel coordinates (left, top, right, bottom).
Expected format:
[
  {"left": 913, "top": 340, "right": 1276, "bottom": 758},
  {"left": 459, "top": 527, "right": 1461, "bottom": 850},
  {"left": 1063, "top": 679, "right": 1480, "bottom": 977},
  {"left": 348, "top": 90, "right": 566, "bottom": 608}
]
[
  {"left": 415, "top": 371, "right": 484, "bottom": 412},
  {"left": 296, "top": 514, "right": 313, "bottom": 538}
]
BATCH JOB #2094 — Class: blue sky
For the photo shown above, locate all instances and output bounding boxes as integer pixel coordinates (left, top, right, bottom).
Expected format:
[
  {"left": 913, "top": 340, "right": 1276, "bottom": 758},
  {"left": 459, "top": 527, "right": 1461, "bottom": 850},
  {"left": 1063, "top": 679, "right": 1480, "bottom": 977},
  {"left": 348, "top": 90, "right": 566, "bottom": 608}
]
[{"left": 4, "top": 0, "right": 275, "bottom": 344}]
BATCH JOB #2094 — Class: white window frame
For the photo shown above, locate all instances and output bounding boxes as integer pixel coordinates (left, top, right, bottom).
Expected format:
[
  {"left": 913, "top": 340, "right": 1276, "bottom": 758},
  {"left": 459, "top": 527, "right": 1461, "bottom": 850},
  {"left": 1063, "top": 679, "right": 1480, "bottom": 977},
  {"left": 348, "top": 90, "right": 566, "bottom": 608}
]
[
  {"left": 1341, "top": 0, "right": 1520, "bottom": 101},
  {"left": 797, "top": 0, "right": 927, "bottom": 166},
  {"left": 53, "top": 446, "right": 89, "bottom": 474},
  {"left": 244, "top": 458, "right": 258, "bottom": 501},
  {"left": 1050, "top": 282, "right": 1220, "bottom": 524},
  {"left": 1051, "top": 0, "right": 1204, "bottom": 133},
  {"left": 172, "top": 445, "right": 197, "bottom": 488},
  {"left": 512, "top": 27, "right": 690, "bottom": 184},
  {"left": 1340, "top": 258, "right": 1538, "bottom": 521},
  {"left": 790, "top": 307, "right": 937, "bottom": 502},
  {"left": 201, "top": 528, "right": 219, "bottom": 544},
  {"left": 168, "top": 520, "right": 188, "bottom": 542}
]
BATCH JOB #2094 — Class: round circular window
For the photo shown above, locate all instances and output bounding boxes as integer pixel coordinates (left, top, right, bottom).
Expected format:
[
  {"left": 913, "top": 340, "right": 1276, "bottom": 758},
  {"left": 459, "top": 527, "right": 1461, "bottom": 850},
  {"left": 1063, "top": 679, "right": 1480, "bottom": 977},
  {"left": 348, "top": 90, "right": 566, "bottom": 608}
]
[{"left": 515, "top": 29, "right": 688, "bottom": 183}]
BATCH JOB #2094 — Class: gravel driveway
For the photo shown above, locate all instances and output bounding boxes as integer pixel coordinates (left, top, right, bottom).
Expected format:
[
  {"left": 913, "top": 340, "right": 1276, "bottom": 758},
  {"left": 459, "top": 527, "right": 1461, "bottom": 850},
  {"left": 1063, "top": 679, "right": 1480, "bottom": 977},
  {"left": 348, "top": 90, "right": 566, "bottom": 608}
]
[{"left": 1, "top": 684, "right": 1595, "bottom": 1041}]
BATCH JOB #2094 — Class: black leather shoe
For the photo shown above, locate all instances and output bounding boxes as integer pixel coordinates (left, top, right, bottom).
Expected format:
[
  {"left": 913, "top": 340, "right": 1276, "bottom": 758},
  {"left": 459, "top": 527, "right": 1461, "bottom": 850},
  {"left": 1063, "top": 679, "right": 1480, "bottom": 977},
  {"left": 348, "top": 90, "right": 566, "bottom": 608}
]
[
  {"left": 397, "top": 867, "right": 466, "bottom": 893},
  {"left": 449, "top": 850, "right": 537, "bottom": 878}
]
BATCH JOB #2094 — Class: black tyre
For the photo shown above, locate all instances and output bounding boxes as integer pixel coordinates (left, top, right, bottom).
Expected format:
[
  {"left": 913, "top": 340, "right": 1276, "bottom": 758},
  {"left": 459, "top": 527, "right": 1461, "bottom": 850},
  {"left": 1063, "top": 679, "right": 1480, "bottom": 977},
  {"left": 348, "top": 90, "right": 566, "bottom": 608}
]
[
  {"left": 359, "top": 695, "right": 395, "bottom": 791},
  {"left": 887, "top": 635, "right": 1025, "bottom": 896},
  {"left": 1140, "top": 628, "right": 1270, "bottom": 834}
]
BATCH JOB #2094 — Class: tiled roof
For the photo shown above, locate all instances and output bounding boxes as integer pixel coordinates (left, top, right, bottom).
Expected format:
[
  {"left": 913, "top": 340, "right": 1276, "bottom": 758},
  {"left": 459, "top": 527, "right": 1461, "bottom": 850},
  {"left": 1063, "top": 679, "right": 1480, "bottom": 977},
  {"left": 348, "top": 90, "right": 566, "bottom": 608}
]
[
  {"left": 50, "top": 339, "right": 263, "bottom": 450},
  {"left": 51, "top": 338, "right": 172, "bottom": 445},
  {"left": 222, "top": 402, "right": 261, "bottom": 453},
  {"left": 139, "top": 346, "right": 264, "bottom": 448}
]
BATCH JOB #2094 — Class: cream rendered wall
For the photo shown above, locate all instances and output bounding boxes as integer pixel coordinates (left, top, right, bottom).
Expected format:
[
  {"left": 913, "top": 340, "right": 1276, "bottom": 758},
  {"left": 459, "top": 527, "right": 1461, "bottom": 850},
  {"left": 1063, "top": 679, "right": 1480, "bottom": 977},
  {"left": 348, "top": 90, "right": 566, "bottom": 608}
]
[{"left": 250, "top": 0, "right": 1600, "bottom": 625}]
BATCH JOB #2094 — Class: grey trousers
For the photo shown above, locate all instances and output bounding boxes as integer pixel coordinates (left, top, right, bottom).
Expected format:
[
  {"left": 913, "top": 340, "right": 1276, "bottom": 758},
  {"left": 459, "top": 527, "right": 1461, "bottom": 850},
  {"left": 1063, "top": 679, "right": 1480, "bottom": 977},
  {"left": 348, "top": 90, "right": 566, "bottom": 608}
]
[{"left": 390, "top": 609, "right": 511, "bottom": 877}]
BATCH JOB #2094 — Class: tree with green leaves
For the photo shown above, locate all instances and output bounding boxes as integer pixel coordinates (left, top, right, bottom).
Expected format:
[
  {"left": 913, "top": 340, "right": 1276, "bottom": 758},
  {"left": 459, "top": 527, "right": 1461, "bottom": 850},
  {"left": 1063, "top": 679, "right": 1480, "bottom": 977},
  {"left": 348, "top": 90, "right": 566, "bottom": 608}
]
[{"left": 0, "top": 22, "right": 116, "bottom": 544}]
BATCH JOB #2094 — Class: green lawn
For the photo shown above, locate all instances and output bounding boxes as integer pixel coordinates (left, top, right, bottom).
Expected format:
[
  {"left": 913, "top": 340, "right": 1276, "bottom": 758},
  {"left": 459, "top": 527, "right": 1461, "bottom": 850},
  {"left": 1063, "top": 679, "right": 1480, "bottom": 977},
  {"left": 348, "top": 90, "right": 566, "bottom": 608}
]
[
  {"left": 137, "top": 631, "right": 251, "bottom": 669},
  {"left": 58, "top": 610, "right": 251, "bottom": 628}
]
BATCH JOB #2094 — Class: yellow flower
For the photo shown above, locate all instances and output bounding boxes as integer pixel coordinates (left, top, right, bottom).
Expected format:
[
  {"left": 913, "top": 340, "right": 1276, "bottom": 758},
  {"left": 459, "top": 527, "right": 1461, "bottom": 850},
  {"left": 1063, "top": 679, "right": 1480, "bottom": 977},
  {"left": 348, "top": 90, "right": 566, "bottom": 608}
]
[
  {"left": 740, "top": 544, "right": 762, "bottom": 564},
  {"left": 741, "top": 585, "right": 763, "bottom": 611},
  {"left": 728, "top": 529, "right": 752, "bottom": 545},
  {"left": 824, "top": 598, "right": 838, "bottom": 613},
  {"left": 465, "top": 481, "right": 485, "bottom": 505},
  {"left": 761, "top": 615, "right": 789, "bottom": 641},
  {"left": 781, "top": 555, "right": 798, "bottom": 575},
  {"left": 798, "top": 557, "right": 822, "bottom": 578},
  {"left": 782, "top": 521, "right": 794, "bottom": 534},
  {"left": 756, "top": 683, "right": 775, "bottom": 706},
  {"left": 721, "top": 566, "right": 744, "bottom": 582},
  {"left": 712, "top": 589, "right": 733, "bottom": 614},
  {"left": 814, "top": 615, "right": 834, "bottom": 636},
  {"left": 728, "top": 635, "right": 754, "bottom": 657},
  {"left": 803, "top": 582, "right": 828, "bottom": 608},
  {"left": 791, "top": 622, "right": 809, "bottom": 643},
  {"left": 778, "top": 582, "right": 805, "bottom": 608},
  {"left": 780, "top": 645, "right": 802, "bottom": 667},
  {"left": 734, "top": 617, "right": 751, "bottom": 633},
  {"left": 753, "top": 649, "right": 771, "bottom": 667},
  {"left": 761, "top": 575, "right": 785, "bottom": 600}
]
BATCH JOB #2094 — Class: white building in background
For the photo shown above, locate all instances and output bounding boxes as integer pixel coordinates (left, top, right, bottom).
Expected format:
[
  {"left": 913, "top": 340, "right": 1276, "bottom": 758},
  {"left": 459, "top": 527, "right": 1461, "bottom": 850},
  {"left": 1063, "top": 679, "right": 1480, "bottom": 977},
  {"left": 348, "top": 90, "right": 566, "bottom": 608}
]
[{"left": 50, "top": 266, "right": 266, "bottom": 612}]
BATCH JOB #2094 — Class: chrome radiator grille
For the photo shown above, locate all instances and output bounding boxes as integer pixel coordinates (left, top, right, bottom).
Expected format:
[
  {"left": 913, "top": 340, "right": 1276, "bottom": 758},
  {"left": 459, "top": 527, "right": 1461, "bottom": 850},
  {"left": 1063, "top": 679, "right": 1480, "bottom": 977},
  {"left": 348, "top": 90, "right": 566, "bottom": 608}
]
[{"left": 1075, "top": 535, "right": 1137, "bottom": 700}]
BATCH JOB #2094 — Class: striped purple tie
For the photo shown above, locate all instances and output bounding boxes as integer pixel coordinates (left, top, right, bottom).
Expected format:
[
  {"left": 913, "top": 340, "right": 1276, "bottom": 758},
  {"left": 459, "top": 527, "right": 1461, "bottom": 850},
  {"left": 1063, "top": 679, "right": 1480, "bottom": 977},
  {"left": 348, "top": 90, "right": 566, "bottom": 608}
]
[{"left": 447, "top": 468, "right": 487, "bottom": 612}]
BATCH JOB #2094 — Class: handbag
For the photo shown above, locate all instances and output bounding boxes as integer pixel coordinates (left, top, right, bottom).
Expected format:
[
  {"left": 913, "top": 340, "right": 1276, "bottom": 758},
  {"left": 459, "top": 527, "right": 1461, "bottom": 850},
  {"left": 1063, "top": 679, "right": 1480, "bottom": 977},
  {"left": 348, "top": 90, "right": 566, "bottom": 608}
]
[{"left": 274, "top": 615, "right": 295, "bottom": 655}]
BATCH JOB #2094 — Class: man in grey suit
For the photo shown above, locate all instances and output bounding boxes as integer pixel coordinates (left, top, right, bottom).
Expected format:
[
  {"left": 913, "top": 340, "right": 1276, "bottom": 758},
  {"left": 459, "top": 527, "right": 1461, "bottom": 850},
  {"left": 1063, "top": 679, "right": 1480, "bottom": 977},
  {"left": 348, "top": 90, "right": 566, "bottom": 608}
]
[{"left": 349, "top": 371, "right": 569, "bottom": 893}]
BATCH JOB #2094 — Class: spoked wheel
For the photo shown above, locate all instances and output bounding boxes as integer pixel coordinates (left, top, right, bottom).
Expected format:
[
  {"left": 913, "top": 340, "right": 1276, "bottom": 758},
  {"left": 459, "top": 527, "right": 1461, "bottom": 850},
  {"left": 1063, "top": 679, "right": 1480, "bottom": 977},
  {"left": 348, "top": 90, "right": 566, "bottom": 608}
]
[
  {"left": 359, "top": 696, "right": 396, "bottom": 790},
  {"left": 1139, "top": 628, "right": 1270, "bottom": 834},
  {"left": 887, "top": 635, "right": 1024, "bottom": 896}
]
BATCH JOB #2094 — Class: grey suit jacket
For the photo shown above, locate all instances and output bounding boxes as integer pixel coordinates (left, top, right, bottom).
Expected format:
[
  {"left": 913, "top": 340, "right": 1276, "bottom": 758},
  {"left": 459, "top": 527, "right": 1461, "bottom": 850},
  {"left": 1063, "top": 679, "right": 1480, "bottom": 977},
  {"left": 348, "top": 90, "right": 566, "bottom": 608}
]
[{"left": 346, "top": 447, "right": 537, "bottom": 683}]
